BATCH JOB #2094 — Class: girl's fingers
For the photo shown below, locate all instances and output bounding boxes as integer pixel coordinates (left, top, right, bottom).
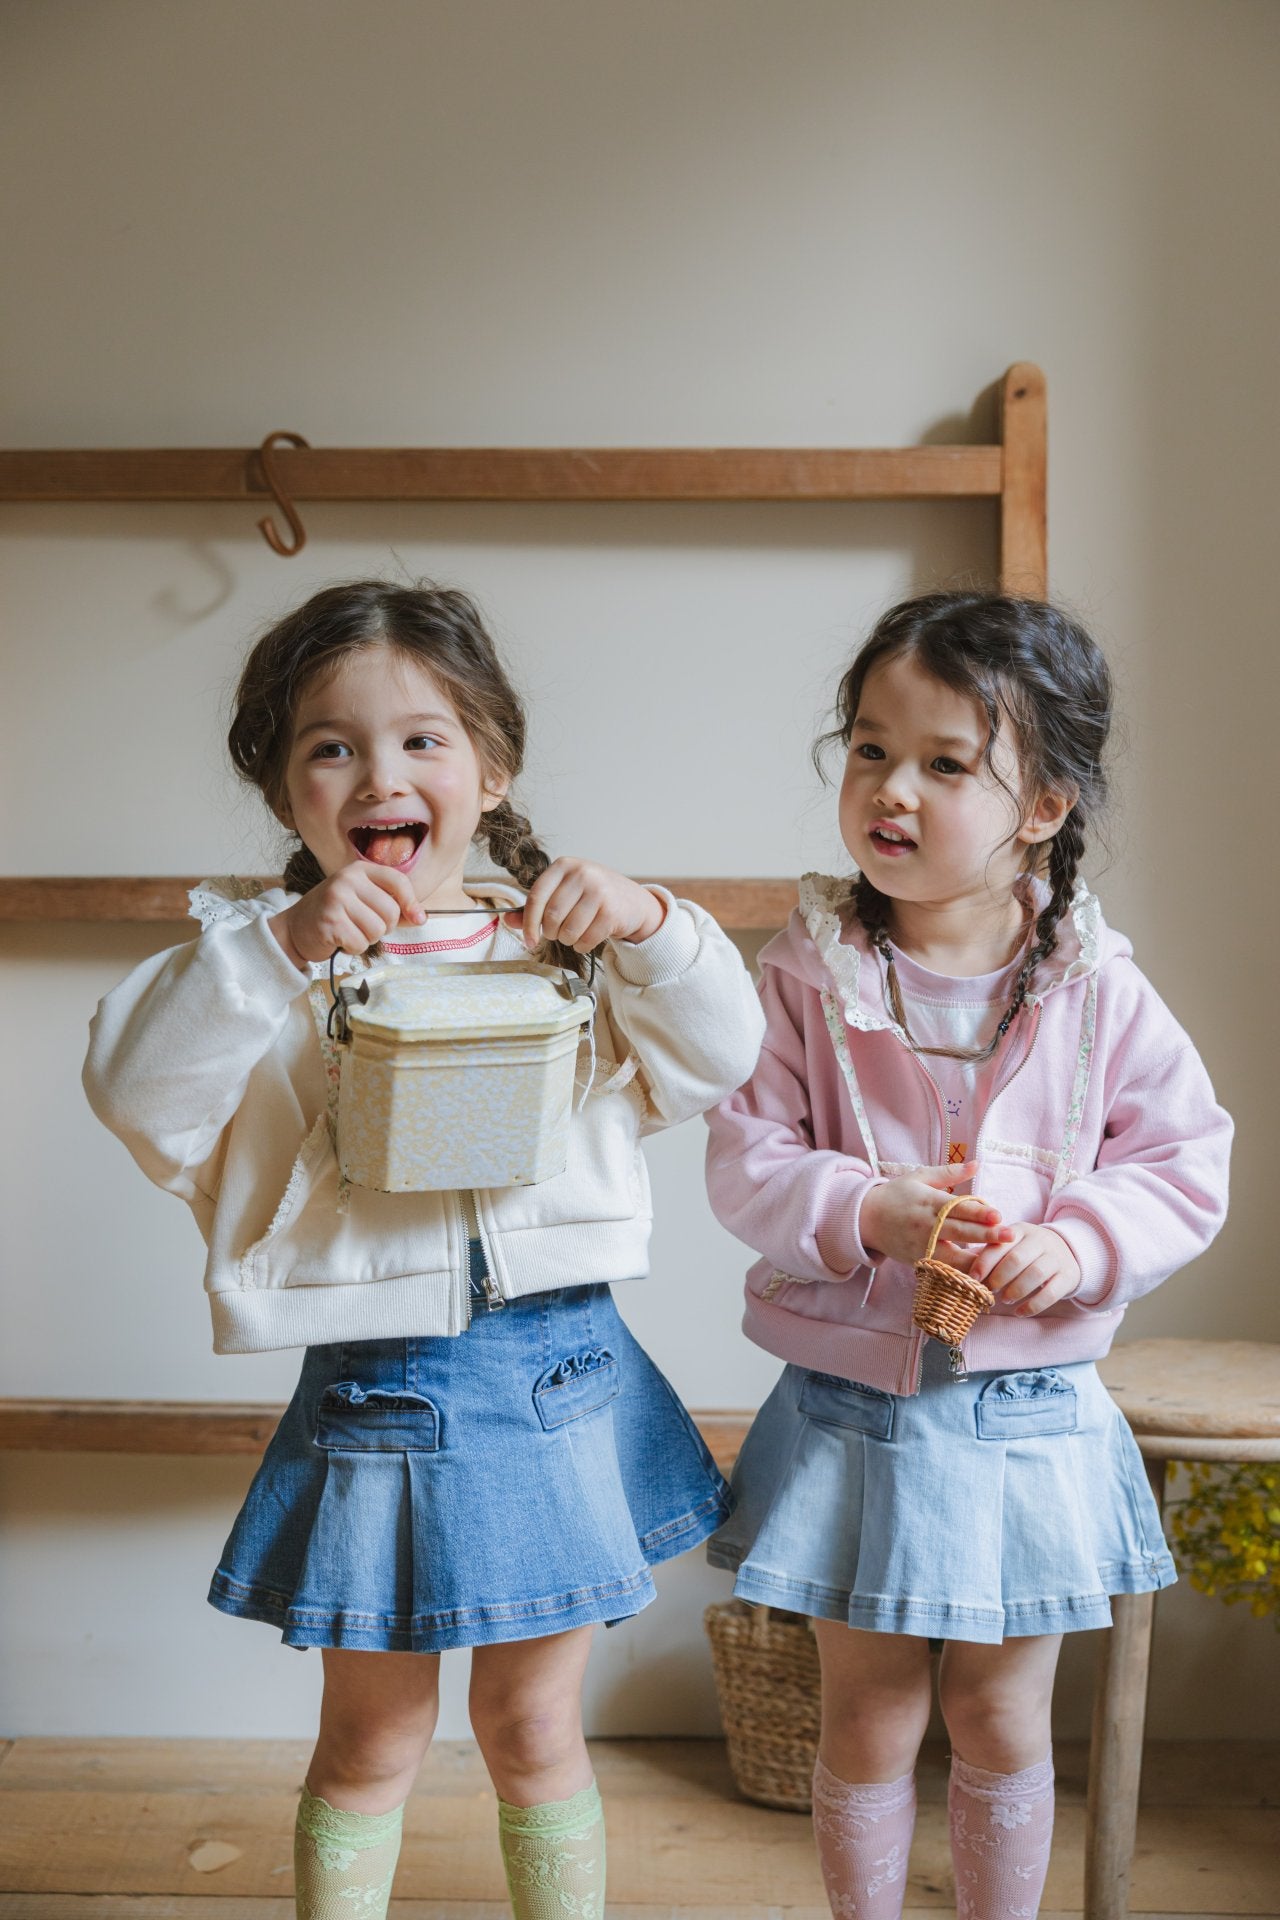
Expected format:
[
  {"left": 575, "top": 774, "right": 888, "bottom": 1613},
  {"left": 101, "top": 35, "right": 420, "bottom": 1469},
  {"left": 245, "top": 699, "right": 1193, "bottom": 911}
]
[
  {"left": 540, "top": 876, "right": 588, "bottom": 945},
  {"left": 555, "top": 893, "right": 605, "bottom": 948},
  {"left": 941, "top": 1220, "right": 1013, "bottom": 1246},
  {"left": 518, "top": 862, "right": 569, "bottom": 949},
  {"left": 920, "top": 1161, "right": 977, "bottom": 1188},
  {"left": 340, "top": 902, "right": 387, "bottom": 951},
  {"left": 928, "top": 1193, "right": 1002, "bottom": 1226},
  {"left": 364, "top": 867, "right": 423, "bottom": 925}
]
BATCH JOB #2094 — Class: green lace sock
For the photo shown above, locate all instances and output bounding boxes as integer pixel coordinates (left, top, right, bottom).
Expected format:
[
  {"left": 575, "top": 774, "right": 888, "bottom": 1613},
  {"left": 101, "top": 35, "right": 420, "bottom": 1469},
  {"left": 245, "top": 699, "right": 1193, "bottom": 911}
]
[
  {"left": 497, "top": 1778, "right": 606, "bottom": 1920},
  {"left": 293, "top": 1783, "right": 404, "bottom": 1920}
]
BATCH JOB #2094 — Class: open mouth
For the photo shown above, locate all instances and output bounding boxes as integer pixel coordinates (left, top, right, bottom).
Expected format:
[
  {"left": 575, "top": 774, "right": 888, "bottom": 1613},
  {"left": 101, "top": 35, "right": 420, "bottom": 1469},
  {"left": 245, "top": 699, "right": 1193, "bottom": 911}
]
[
  {"left": 347, "top": 821, "right": 428, "bottom": 869},
  {"left": 869, "top": 824, "right": 917, "bottom": 853}
]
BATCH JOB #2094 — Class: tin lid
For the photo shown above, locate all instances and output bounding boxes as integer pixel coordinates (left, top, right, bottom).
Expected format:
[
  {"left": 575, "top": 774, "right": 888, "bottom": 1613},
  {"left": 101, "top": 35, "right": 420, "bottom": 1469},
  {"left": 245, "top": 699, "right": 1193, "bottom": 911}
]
[{"left": 347, "top": 961, "right": 593, "bottom": 1043}]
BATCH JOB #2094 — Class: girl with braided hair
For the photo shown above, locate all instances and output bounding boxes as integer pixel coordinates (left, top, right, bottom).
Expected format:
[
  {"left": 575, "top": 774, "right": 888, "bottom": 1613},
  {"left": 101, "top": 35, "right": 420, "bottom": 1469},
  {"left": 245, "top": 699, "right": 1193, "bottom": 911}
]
[
  {"left": 705, "top": 592, "right": 1231, "bottom": 1920},
  {"left": 84, "top": 579, "right": 764, "bottom": 1920}
]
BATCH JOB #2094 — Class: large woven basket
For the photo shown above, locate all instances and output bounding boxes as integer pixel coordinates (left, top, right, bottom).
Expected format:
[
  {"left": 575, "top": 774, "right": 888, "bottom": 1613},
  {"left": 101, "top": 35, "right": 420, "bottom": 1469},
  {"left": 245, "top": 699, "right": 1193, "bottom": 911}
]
[
  {"left": 912, "top": 1193, "right": 995, "bottom": 1347},
  {"left": 704, "top": 1599, "right": 820, "bottom": 1811}
]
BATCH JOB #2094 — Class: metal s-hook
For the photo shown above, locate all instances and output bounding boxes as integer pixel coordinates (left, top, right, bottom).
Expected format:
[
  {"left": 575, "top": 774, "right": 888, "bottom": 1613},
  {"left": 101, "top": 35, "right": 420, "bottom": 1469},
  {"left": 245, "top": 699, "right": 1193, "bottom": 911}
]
[{"left": 255, "top": 430, "right": 311, "bottom": 556}]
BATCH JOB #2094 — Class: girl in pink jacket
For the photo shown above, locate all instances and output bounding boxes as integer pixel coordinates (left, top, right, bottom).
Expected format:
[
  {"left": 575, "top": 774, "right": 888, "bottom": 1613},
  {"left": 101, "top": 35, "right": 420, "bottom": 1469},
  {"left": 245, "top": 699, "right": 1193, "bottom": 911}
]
[{"left": 705, "top": 592, "right": 1231, "bottom": 1920}]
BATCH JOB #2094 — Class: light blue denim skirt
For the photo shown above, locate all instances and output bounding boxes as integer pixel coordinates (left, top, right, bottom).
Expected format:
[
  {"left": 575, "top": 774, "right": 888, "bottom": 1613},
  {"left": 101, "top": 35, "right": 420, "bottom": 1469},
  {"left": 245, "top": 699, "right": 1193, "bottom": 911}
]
[
  {"left": 708, "top": 1343, "right": 1175, "bottom": 1643},
  {"left": 209, "top": 1277, "right": 729, "bottom": 1653}
]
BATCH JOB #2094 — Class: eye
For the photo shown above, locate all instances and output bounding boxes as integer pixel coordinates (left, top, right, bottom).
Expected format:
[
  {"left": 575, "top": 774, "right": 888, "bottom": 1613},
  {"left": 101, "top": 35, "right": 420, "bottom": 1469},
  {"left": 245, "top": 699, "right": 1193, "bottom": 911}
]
[
  {"left": 853, "top": 743, "right": 885, "bottom": 761},
  {"left": 310, "top": 740, "right": 351, "bottom": 761},
  {"left": 931, "top": 756, "right": 965, "bottom": 776},
  {"left": 405, "top": 733, "right": 444, "bottom": 752}
]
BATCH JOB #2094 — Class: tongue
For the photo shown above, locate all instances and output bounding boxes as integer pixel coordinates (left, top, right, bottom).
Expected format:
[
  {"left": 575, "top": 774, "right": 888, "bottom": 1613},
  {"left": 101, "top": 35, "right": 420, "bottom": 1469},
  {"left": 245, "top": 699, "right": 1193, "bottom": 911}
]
[{"left": 365, "top": 830, "right": 418, "bottom": 867}]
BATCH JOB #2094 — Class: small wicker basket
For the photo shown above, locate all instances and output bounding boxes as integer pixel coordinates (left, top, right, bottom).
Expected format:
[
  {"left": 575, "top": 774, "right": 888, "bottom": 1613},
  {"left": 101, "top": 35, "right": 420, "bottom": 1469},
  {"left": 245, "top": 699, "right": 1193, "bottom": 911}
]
[
  {"left": 912, "top": 1193, "right": 995, "bottom": 1347},
  {"left": 704, "top": 1599, "right": 821, "bottom": 1811}
]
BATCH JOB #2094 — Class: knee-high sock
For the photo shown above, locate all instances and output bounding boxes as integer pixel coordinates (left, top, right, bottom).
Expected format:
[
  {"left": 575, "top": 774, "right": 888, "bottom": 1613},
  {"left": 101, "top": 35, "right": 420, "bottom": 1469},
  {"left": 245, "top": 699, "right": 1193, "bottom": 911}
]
[
  {"left": 497, "top": 1779, "right": 605, "bottom": 1920},
  {"left": 293, "top": 1784, "right": 404, "bottom": 1920},
  {"left": 811, "top": 1755, "right": 917, "bottom": 1920},
  {"left": 948, "top": 1752, "right": 1055, "bottom": 1920}
]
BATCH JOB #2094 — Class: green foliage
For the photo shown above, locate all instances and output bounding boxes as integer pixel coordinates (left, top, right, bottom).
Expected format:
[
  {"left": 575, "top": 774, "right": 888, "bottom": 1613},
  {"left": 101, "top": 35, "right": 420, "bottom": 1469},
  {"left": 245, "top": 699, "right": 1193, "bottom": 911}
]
[{"left": 1166, "top": 1462, "right": 1280, "bottom": 1625}]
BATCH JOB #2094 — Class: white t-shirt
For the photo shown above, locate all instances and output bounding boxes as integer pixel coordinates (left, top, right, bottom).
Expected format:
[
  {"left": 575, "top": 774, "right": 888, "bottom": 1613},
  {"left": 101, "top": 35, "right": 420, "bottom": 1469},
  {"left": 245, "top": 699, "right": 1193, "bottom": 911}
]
[
  {"left": 888, "top": 944, "right": 1027, "bottom": 1167},
  {"left": 377, "top": 906, "right": 503, "bottom": 965}
]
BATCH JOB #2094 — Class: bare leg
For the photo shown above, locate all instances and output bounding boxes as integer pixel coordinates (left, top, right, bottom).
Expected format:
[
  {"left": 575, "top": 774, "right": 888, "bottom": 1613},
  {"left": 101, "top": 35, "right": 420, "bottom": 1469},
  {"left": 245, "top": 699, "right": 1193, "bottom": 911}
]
[
  {"left": 306, "top": 1646, "right": 441, "bottom": 1812},
  {"left": 937, "top": 1633, "right": 1061, "bottom": 1771},
  {"left": 814, "top": 1621, "right": 935, "bottom": 1782},
  {"left": 469, "top": 1625, "right": 595, "bottom": 1806}
]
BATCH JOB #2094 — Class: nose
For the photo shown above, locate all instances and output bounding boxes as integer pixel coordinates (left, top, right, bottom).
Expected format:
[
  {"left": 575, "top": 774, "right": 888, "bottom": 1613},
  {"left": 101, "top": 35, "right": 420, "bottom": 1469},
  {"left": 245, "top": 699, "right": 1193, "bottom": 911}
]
[
  {"left": 358, "top": 749, "right": 411, "bottom": 802},
  {"left": 872, "top": 761, "right": 917, "bottom": 812}
]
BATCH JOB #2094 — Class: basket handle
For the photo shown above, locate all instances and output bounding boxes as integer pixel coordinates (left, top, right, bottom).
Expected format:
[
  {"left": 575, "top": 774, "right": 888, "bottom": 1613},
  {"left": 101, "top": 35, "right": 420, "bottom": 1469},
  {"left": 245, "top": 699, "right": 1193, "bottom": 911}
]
[{"left": 921, "top": 1191, "right": 988, "bottom": 1265}]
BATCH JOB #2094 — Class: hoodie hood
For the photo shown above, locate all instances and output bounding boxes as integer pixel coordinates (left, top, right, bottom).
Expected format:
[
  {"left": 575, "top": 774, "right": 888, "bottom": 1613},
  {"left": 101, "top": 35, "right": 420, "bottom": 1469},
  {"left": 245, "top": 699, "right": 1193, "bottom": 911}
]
[{"left": 760, "top": 871, "right": 1130, "bottom": 1033}]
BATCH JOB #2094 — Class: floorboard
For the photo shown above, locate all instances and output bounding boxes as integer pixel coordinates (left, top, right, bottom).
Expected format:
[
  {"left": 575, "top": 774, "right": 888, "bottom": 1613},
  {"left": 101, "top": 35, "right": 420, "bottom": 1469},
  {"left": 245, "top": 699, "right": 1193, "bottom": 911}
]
[{"left": 0, "top": 1739, "right": 1275, "bottom": 1916}]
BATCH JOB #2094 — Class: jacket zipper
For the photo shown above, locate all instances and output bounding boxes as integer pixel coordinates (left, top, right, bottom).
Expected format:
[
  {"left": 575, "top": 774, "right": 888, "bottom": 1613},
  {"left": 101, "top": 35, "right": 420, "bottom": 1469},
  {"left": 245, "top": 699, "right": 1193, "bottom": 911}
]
[
  {"left": 911, "top": 1054, "right": 950, "bottom": 1165},
  {"left": 459, "top": 1187, "right": 505, "bottom": 1312},
  {"left": 973, "top": 1002, "right": 1042, "bottom": 1159},
  {"left": 455, "top": 1192, "right": 474, "bottom": 1329},
  {"left": 904, "top": 1006, "right": 1040, "bottom": 1381}
]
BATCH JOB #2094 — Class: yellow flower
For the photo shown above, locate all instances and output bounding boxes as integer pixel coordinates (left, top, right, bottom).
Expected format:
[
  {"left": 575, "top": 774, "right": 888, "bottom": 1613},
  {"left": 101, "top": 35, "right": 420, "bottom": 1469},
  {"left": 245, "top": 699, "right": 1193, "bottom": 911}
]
[{"left": 1167, "top": 1463, "right": 1280, "bottom": 1627}]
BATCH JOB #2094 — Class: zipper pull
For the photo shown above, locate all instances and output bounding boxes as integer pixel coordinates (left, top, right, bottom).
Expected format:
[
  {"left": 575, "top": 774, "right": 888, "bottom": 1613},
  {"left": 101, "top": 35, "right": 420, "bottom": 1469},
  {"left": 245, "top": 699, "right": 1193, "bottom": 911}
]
[
  {"left": 482, "top": 1274, "right": 505, "bottom": 1311},
  {"left": 947, "top": 1344, "right": 969, "bottom": 1381}
]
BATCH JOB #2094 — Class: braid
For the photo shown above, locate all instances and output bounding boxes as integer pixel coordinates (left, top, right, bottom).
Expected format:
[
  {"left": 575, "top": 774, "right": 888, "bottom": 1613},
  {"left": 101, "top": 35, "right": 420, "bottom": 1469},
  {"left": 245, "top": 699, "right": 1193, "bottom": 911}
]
[
  {"left": 481, "top": 799, "right": 590, "bottom": 978},
  {"left": 282, "top": 843, "right": 326, "bottom": 896},
  {"left": 1033, "top": 810, "right": 1085, "bottom": 967},
  {"left": 851, "top": 874, "right": 892, "bottom": 945}
]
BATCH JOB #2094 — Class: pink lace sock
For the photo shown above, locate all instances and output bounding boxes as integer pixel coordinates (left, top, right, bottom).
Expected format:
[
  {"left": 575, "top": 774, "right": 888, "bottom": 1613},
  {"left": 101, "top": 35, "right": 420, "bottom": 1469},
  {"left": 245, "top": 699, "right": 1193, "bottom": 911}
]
[
  {"left": 811, "top": 1755, "right": 917, "bottom": 1920},
  {"left": 948, "top": 1751, "right": 1055, "bottom": 1920}
]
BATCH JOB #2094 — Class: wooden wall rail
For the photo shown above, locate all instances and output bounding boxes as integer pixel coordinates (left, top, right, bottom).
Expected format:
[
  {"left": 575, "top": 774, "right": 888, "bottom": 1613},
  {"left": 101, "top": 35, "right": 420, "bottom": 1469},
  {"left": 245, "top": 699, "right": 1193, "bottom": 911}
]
[
  {"left": 0, "top": 362, "right": 1047, "bottom": 593},
  {"left": 0, "top": 876, "right": 798, "bottom": 929},
  {"left": 0, "top": 1400, "right": 749, "bottom": 1475},
  {"left": 0, "top": 445, "right": 1001, "bottom": 504}
]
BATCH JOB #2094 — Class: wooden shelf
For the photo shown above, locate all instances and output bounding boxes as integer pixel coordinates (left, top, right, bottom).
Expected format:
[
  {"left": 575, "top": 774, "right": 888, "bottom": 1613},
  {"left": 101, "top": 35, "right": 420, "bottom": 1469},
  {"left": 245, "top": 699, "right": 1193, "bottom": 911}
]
[
  {"left": 0, "top": 1399, "right": 750, "bottom": 1474},
  {"left": 0, "top": 364, "right": 1048, "bottom": 591},
  {"left": 0, "top": 444, "right": 1001, "bottom": 503},
  {"left": 0, "top": 875, "right": 799, "bottom": 930}
]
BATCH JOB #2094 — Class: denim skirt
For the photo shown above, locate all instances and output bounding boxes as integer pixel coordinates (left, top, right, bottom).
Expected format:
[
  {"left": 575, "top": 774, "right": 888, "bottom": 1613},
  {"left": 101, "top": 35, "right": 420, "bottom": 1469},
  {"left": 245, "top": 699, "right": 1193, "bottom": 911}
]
[
  {"left": 708, "top": 1342, "right": 1175, "bottom": 1643},
  {"left": 209, "top": 1280, "right": 729, "bottom": 1653}
]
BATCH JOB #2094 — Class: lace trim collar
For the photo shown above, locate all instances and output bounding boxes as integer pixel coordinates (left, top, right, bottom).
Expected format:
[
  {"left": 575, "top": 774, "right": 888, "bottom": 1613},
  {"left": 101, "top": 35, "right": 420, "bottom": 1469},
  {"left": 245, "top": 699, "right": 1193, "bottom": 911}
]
[{"left": 799, "top": 870, "right": 1102, "bottom": 1022}]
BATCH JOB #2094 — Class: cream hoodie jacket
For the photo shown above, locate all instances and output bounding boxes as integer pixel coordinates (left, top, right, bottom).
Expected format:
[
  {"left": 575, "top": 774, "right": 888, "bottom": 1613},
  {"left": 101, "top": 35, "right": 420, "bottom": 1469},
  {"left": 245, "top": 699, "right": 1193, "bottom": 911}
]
[{"left": 84, "top": 879, "right": 765, "bottom": 1353}]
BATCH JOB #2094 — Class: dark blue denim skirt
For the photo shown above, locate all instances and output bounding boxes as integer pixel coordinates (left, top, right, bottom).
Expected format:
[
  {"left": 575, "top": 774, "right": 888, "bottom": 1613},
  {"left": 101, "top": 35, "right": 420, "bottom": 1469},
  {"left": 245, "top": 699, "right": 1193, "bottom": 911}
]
[{"left": 208, "top": 1278, "right": 729, "bottom": 1653}]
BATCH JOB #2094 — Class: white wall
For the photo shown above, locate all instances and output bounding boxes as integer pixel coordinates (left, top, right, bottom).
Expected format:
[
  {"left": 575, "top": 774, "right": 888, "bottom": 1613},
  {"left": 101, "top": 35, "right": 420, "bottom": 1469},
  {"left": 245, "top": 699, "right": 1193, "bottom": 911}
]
[{"left": 2, "top": 0, "right": 1276, "bottom": 1740}]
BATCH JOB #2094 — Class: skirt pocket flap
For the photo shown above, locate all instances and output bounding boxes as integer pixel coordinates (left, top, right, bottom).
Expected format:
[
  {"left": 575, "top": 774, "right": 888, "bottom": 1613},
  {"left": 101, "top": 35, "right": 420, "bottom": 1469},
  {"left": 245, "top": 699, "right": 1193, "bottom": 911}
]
[
  {"left": 799, "top": 1371, "right": 895, "bottom": 1440},
  {"left": 315, "top": 1383, "right": 442, "bottom": 1452},
  {"left": 975, "top": 1370, "right": 1078, "bottom": 1440},
  {"left": 533, "top": 1348, "right": 620, "bottom": 1430}
]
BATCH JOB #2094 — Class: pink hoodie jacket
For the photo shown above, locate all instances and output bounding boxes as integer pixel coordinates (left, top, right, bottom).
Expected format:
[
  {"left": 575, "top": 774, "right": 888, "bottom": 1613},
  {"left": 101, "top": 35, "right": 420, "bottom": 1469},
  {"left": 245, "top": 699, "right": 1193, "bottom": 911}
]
[{"left": 706, "top": 874, "right": 1232, "bottom": 1395}]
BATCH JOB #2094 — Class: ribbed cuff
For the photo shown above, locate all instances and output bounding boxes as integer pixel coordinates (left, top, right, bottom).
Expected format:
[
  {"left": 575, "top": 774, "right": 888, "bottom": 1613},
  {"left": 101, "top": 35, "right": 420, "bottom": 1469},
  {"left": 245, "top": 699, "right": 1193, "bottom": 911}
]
[
  {"left": 606, "top": 888, "right": 700, "bottom": 984},
  {"left": 813, "top": 1176, "right": 887, "bottom": 1277},
  {"left": 1044, "top": 1211, "right": 1116, "bottom": 1307}
]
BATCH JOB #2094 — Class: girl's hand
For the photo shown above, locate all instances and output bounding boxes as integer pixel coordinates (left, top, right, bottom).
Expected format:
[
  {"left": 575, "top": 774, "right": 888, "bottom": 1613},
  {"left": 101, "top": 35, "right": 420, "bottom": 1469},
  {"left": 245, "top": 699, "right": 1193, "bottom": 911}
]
[
  {"left": 860, "top": 1165, "right": 1013, "bottom": 1267},
  {"left": 503, "top": 858, "right": 666, "bottom": 953},
  {"left": 269, "top": 861, "right": 425, "bottom": 967},
  {"left": 967, "top": 1222, "right": 1082, "bottom": 1315}
]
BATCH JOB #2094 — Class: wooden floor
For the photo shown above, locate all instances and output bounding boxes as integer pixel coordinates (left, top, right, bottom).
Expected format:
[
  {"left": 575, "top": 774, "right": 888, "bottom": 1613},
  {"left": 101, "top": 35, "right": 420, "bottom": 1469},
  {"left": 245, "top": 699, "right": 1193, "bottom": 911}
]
[{"left": 0, "top": 1736, "right": 1276, "bottom": 1918}]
